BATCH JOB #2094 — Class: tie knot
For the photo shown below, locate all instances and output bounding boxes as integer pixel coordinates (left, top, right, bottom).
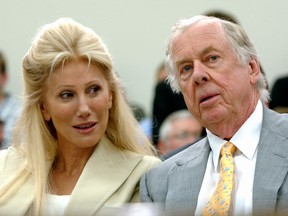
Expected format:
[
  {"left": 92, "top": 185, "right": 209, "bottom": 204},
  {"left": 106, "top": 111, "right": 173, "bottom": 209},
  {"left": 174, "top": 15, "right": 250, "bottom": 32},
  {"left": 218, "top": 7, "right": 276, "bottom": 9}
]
[{"left": 221, "top": 141, "right": 237, "bottom": 156}]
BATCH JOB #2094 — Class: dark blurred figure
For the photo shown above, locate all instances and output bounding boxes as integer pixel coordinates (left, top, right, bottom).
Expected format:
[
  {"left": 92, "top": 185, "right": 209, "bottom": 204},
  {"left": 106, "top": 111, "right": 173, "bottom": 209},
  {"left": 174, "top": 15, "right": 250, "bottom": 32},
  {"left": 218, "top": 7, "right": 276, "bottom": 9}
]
[
  {"left": 0, "top": 120, "right": 4, "bottom": 146},
  {"left": 270, "top": 75, "right": 288, "bottom": 113},
  {"left": 204, "top": 10, "right": 239, "bottom": 23},
  {"left": 0, "top": 51, "right": 21, "bottom": 149},
  {"left": 130, "top": 102, "right": 153, "bottom": 139},
  {"left": 130, "top": 102, "right": 146, "bottom": 122},
  {"left": 151, "top": 62, "right": 187, "bottom": 147}
]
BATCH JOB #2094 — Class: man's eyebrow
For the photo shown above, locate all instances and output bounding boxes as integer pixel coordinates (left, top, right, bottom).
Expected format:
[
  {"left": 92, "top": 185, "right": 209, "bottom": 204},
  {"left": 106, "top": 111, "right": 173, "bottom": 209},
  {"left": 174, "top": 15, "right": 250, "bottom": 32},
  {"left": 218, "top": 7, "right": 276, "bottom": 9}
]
[
  {"left": 201, "top": 46, "right": 221, "bottom": 56},
  {"left": 174, "top": 58, "right": 191, "bottom": 68},
  {"left": 174, "top": 46, "right": 222, "bottom": 67}
]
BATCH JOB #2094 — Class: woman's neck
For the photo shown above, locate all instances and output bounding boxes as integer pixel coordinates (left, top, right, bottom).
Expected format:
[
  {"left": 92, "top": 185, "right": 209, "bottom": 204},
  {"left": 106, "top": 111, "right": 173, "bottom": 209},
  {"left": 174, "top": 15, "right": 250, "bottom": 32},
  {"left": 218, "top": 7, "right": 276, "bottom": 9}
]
[{"left": 49, "top": 145, "right": 96, "bottom": 195}]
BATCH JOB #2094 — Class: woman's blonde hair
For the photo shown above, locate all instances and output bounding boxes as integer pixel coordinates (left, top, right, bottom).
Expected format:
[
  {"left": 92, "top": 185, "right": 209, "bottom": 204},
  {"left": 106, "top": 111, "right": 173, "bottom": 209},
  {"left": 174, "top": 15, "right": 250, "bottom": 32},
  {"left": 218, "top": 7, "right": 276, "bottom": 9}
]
[{"left": 0, "top": 18, "right": 155, "bottom": 215}]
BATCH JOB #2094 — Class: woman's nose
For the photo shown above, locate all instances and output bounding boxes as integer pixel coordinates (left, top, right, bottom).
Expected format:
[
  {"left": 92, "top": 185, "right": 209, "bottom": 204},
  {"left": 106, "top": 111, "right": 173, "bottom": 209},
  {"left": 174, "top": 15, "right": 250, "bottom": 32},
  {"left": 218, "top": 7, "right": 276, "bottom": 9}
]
[{"left": 77, "top": 97, "right": 91, "bottom": 117}]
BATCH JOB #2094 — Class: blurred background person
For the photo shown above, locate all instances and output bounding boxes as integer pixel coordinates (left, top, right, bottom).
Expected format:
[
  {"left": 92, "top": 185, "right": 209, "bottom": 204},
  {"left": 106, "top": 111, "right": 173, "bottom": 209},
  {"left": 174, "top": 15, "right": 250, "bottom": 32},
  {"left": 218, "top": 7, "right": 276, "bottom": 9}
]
[
  {"left": 157, "top": 110, "right": 203, "bottom": 158},
  {"left": 129, "top": 102, "right": 153, "bottom": 139},
  {"left": 0, "top": 120, "right": 4, "bottom": 146},
  {"left": 0, "top": 51, "right": 22, "bottom": 150},
  {"left": 204, "top": 9, "right": 239, "bottom": 24},
  {"left": 151, "top": 61, "right": 187, "bottom": 147}
]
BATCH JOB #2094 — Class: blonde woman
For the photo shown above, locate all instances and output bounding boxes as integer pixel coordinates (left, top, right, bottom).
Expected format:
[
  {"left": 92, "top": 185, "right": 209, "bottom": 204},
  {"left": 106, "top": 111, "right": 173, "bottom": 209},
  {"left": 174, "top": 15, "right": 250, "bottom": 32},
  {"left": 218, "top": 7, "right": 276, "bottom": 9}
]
[{"left": 0, "top": 18, "right": 160, "bottom": 215}]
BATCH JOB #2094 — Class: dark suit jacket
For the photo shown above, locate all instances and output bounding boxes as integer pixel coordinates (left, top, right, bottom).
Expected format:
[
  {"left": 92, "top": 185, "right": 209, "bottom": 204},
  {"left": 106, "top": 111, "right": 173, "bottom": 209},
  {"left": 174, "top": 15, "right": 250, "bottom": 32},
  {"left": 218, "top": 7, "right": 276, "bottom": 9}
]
[
  {"left": 270, "top": 75, "right": 288, "bottom": 109},
  {"left": 152, "top": 81, "right": 187, "bottom": 145},
  {"left": 141, "top": 105, "right": 288, "bottom": 216}
]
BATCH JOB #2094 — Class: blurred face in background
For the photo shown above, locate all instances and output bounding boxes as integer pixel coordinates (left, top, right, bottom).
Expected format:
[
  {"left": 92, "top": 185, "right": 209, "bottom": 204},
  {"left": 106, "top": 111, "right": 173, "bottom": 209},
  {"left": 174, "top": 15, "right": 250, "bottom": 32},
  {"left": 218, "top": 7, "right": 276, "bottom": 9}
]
[
  {"left": 159, "top": 117, "right": 202, "bottom": 155},
  {"left": 157, "top": 68, "right": 169, "bottom": 83}
]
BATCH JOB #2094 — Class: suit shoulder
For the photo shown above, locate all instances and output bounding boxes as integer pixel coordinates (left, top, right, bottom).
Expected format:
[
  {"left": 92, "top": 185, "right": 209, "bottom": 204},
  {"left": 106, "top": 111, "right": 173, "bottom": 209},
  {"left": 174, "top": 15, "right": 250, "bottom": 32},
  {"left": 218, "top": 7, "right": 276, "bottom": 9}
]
[{"left": 263, "top": 108, "right": 288, "bottom": 135}]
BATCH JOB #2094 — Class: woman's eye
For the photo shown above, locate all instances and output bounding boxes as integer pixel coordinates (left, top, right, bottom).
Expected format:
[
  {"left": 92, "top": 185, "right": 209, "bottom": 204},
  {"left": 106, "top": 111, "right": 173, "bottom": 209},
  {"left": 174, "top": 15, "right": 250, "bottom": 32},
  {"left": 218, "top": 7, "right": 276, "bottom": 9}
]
[
  {"left": 89, "top": 86, "right": 100, "bottom": 95},
  {"left": 60, "top": 91, "right": 73, "bottom": 99}
]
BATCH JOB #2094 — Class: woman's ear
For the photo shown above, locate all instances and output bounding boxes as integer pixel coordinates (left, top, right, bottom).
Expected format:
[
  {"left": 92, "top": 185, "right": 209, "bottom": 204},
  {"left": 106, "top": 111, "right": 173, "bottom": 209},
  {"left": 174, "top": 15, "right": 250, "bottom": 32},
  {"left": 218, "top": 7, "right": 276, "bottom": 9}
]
[
  {"left": 108, "top": 91, "right": 113, "bottom": 109},
  {"left": 40, "top": 103, "right": 51, "bottom": 121}
]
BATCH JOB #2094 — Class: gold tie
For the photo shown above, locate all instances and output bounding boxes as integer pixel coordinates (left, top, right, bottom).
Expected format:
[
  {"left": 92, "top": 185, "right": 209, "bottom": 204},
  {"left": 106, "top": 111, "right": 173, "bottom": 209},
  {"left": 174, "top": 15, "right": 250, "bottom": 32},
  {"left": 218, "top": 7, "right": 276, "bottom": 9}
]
[{"left": 202, "top": 142, "right": 237, "bottom": 216}]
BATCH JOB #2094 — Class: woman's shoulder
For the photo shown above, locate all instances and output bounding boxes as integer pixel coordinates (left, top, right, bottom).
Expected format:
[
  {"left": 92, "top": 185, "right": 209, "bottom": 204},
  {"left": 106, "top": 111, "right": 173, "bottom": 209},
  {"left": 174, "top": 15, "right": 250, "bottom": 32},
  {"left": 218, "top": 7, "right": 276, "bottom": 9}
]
[
  {"left": 0, "top": 149, "right": 8, "bottom": 169},
  {"left": 0, "top": 147, "right": 24, "bottom": 181},
  {"left": 0, "top": 147, "right": 17, "bottom": 164},
  {"left": 132, "top": 153, "right": 162, "bottom": 171},
  {"left": 140, "top": 154, "right": 161, "bottom": 164},
  {"left": 0, "top": 146, "right": 22, "bottom": 158}
]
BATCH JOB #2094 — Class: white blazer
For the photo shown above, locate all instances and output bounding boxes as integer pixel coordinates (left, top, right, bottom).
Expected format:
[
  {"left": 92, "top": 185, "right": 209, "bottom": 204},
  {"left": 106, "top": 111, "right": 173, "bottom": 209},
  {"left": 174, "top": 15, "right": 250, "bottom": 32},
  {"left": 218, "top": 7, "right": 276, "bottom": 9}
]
[{"left": 0, "top": 135, "right": 161, "bottom": 215}]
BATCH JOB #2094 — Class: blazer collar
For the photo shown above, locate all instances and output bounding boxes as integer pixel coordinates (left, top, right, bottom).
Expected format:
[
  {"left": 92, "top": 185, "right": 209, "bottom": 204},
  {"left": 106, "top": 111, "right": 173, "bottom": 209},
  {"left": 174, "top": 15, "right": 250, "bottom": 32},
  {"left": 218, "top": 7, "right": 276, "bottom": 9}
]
[
  {"left": 0, "top": 136, "right": 143, "bottom": 215},
  {"left": 64, "top": 135, "right": 143, "bottom": 215}
]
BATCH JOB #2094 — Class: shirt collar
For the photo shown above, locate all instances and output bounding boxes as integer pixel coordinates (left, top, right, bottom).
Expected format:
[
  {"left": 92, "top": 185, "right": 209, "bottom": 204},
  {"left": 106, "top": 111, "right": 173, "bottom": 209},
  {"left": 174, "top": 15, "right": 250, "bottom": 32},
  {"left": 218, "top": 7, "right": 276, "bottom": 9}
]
[{"left": 207, "top": 100, "right": 263, "bottom": 171}]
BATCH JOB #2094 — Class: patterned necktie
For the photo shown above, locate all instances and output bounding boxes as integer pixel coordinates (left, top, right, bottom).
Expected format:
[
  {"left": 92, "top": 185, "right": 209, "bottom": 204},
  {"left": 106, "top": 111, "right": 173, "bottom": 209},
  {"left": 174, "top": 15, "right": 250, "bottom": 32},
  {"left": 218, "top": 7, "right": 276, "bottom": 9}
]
[{"left": 202, "top": 141, "right": 237, "bottom": 216}]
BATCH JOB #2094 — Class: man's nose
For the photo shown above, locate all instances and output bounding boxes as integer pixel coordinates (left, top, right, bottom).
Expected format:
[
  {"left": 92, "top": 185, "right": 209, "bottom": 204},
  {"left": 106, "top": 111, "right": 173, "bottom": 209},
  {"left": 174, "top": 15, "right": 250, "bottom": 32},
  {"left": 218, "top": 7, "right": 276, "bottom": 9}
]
[{"left": 192, "top": 62, "right": 209, "bottom": 85}]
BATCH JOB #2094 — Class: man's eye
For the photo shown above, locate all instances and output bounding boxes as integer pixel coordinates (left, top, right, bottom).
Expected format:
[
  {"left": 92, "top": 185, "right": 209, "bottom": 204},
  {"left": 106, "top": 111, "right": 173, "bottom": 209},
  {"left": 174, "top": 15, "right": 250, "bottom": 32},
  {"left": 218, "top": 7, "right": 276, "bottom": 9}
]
[
  {"left": 179, "top": 64, "right": 193, "bottom": 80},
  {"left": 183, "top": 65, "right": 193, "bottom": 72},
  {"left": 209, "top": 55, "right": 218, "bottom": 61}
]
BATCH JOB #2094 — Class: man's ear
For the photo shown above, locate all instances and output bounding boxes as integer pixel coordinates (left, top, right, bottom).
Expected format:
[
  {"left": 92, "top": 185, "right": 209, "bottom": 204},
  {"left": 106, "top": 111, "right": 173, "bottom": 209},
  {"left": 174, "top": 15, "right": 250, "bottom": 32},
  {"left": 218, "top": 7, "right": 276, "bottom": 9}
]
[
  {"left": 40, "top": 103, "right": 51, "bottom": 121},
  {"left": 248, "top": 59, "right": 260, "bottom": 84}
]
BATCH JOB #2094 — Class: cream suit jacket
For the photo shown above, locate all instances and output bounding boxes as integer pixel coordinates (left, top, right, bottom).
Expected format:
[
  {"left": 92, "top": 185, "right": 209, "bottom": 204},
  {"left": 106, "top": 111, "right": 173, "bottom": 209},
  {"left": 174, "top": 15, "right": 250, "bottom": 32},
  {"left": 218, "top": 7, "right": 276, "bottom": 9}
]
[{"left": 0, "top": 135, "right": 161, "bottom": 216}]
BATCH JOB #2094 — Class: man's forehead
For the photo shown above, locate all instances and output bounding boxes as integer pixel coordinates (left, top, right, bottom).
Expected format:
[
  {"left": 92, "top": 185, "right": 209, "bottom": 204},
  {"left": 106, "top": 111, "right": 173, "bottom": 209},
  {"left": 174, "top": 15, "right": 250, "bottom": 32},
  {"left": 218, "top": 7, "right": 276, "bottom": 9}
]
[
  {"left": 172, "top": 36, "right": 226, "bottom": 65},
  {"left": 178, "top": 20, "right": 224, "bottom": 43}
]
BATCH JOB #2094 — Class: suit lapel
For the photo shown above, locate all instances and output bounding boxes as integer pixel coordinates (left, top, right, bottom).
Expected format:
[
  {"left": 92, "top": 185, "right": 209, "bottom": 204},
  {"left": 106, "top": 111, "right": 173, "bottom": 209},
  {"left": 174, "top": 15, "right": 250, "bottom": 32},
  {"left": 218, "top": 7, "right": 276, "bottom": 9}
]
[
  {"left": 64, "top": 135, "right": 142, "bottom": 215},
  {"left": 166, "top": 138, "right": 210, "bottom": 214},
  {"left": 253, "top": 107, "right": 288, "bottom": 215}
]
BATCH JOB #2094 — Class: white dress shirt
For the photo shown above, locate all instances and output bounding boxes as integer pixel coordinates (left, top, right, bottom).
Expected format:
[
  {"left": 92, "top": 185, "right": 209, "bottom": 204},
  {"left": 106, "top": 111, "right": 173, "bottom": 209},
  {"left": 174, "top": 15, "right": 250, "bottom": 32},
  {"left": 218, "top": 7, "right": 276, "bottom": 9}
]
[
  {"left": 195, "top": 100, "right": 263, "bottom": 216},
  {"left": 45, "top": 194, "right": 70, "bottom": 216}
]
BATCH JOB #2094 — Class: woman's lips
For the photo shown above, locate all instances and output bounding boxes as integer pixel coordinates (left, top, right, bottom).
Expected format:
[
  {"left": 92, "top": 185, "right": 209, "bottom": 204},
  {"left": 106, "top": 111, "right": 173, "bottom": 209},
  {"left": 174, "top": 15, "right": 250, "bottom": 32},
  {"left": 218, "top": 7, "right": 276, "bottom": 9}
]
[{"left": 73, "top": 122, "right": 97, "bottom": 133}]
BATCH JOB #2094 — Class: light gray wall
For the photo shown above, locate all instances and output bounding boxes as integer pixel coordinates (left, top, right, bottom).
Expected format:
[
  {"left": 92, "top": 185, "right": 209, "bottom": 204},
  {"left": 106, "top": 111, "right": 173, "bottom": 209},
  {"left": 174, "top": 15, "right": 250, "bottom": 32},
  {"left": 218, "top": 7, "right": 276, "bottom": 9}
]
[{"left": 1, "top": 0, "right": 288, "bottom": 115}]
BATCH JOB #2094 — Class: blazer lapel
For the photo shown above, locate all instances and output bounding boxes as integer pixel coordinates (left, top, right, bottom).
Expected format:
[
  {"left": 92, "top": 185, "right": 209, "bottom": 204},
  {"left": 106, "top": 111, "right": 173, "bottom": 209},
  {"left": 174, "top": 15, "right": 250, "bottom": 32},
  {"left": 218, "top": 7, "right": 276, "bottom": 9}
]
[
  {"left": 64, "top": 135, "right": 142, "bottom": 216},
  {"left": 253, "top": 108, "right": 288, "bottom": 215}
]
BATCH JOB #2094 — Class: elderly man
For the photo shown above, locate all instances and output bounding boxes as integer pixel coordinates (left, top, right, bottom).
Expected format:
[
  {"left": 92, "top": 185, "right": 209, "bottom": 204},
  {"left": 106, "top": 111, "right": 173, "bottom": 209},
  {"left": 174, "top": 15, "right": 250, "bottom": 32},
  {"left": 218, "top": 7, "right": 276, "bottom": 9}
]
[{"left": 140, "top": 15, "right": 288, "bottom": 216}]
